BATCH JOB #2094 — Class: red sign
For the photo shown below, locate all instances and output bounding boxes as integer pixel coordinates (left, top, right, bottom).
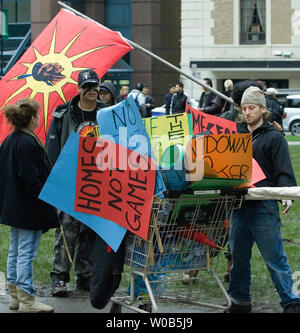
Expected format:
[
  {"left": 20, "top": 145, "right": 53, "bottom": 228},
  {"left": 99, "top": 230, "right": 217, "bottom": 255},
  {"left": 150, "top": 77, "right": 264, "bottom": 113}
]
[
  {"left": 74, "top": 136, "right": 156, "bottom": 240},
  {"left": 0, "top": 9, "right": 133, "bottom": 144},
  {"left": 186, "top": 103, "right": 237, "bottom": 136}
]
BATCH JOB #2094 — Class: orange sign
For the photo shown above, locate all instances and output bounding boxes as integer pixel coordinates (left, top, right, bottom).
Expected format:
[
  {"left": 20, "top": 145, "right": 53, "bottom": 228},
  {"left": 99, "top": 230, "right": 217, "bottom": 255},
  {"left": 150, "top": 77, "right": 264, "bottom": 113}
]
[{"left": 185, "top": 133, "right": 252, "bottom": 183}]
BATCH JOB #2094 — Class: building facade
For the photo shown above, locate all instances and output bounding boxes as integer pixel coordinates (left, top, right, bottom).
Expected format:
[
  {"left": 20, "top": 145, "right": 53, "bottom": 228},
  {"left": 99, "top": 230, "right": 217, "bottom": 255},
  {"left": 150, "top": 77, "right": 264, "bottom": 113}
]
[{"left": 181, "top": 0, "right": 300, "bottom": 101}]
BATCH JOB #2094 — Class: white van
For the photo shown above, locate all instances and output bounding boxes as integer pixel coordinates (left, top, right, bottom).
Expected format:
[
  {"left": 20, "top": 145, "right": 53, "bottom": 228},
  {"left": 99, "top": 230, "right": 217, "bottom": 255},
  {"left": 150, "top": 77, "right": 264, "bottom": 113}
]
[{"left": 282, "top": 95, "right": 300, "bottom": 136}]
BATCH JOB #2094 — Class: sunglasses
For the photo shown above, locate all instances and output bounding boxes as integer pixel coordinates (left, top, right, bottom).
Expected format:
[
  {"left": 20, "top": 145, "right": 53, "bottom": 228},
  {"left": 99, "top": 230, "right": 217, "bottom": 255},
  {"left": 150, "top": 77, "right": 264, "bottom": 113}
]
[{"left": 81, "top": 83, "right": 99, "bottom": 90}]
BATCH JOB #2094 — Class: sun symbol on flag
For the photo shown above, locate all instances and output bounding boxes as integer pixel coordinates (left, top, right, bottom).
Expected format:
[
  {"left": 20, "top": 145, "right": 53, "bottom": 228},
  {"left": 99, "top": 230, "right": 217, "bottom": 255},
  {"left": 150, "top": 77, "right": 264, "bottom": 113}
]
[{"left": 1, "top": 23, "right": 112, "bottom": 131}]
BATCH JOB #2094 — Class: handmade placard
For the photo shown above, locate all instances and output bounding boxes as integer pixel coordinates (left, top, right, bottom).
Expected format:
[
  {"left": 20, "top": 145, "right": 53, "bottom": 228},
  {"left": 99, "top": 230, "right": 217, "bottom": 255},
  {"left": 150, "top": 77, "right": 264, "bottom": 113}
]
[
  {"left": 143, "top": 112, "right": 193, "bottom": 164},
  {"left": 39, "top": 132, "right": 127, "bottom": 252},
  {"left": 74, "top": 136, "right": 157, "bottom": 240},
  {"left": 186, "top": 103, "right": 237, "bottom": 136},
  {"left": 97, "top": 96, "right": 166, "bottom": 196}
]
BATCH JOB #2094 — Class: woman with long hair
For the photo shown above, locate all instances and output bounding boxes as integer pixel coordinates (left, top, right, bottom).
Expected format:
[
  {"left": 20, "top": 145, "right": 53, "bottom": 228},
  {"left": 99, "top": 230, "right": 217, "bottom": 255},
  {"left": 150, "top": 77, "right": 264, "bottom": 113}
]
[{"left": 0, "top": 99, "right": 59, "bottom": 313}]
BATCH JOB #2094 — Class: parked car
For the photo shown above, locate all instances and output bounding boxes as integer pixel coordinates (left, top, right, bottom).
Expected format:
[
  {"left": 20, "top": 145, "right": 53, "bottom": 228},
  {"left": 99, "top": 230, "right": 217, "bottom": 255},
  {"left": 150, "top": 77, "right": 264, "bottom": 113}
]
[
  {"left": 151, "top": 98, "right": 198, "bottom": 117},
  {"left": 282, "top": 95, "right": 300, "bottom": 136}
]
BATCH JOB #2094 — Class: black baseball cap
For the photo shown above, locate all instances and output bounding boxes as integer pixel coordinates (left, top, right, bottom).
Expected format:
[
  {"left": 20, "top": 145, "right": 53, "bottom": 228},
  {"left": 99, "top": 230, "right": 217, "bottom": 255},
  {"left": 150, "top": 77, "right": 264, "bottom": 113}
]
[{"left": 78, "top": 69, "right": 99, "bottom": 88}]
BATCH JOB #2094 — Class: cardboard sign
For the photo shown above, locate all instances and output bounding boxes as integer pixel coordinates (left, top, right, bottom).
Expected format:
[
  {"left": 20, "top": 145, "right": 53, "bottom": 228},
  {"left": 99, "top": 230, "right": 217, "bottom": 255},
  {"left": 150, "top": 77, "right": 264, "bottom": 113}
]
[
  {"left": 204, "top": 133, "right": 252, "bottom": 180},
  {"left": 143, "top": 113, "right": 193, "bottom": 165},
  {"left": 184, "top": 133, "right": 252, "bottom": 186},
  {"left": 186, "top": 103, "right": 237, "bottom": 136},
  {"left": 74, "top": 136, "right": 156, "bottom": 240},
  {"left": 97, "top": 96, "right": 166, "bottom": 196},
  {"left": 39, "top": 132, "right": 127, "bottom": 252}
]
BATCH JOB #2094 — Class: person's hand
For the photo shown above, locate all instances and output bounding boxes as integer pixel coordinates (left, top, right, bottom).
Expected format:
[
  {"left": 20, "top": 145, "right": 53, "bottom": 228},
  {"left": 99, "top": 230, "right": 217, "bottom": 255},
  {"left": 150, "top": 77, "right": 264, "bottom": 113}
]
[
  {"left": 281, "top": 200, "right": 293, "bottom": 214},
  {"left": 272, "top": 121, "right": 283, "bottom": 133},
  {"left": 199, "top": 108, "right": 204, "bottom": 111}
]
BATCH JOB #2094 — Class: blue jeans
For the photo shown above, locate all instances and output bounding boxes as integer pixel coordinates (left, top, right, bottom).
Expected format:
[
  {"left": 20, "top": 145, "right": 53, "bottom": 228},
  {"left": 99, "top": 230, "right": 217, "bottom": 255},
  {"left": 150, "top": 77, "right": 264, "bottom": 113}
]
[
  {"left": 7, "top": 227, "right": 42, "bottom": 296},
  {"left": 228, "top": 200, "right": 300, "bottom": 308}
]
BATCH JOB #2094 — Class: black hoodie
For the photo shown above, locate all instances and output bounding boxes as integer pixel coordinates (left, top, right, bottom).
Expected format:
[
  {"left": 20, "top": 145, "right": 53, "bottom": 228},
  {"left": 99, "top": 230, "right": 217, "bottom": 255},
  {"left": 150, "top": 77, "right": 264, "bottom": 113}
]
[{"left": 237, "top": 121, "right": 297, "bottom": 187}]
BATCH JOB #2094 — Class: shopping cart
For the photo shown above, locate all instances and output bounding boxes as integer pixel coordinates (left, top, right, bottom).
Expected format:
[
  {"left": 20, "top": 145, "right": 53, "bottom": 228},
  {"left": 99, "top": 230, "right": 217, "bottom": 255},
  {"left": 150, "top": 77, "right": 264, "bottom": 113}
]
[{"left": 110, "top": 190, "right": 243, "bottom": 313}]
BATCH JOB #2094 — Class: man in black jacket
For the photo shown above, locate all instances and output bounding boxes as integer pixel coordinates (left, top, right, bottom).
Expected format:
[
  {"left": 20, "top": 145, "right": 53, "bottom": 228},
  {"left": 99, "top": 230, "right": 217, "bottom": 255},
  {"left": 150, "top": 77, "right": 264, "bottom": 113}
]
[
  {"left": 198, "top": 78, "right": 223, "bottom": 116},
  {"left": 46, "top": 69, "right": 107, "bottom": 297},
  {"left": 265, "top": 87, "right": 283, "bottom": 126},
  {"left": 164, "top": 83, "right": 176, "bottom": 115},
  {"left": 227, "top": 86, "right": 300, "bottom": 313},
  {"left": 169, "top": 82, "right": 188, "bottom": 114}
]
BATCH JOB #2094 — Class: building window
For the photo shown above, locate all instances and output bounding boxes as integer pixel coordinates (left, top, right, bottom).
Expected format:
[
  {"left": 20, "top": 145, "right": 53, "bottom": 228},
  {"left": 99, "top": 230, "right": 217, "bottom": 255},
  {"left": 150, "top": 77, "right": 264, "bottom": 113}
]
[
  {"left": 2, "top": 0, "right": 30, "bottom": 22},
  {"left": 240, "top": 0, "right": 266, "bottom": 44}
]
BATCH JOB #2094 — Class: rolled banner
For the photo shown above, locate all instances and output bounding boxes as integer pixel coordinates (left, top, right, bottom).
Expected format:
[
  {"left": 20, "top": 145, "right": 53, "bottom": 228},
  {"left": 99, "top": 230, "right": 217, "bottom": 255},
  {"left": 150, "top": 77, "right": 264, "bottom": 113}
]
[
  {"left": 160, "top": 143, "right": 189, "bottom": 191},
  {"left": 245, "top": 186, "right": 300, "bottom": 201}
]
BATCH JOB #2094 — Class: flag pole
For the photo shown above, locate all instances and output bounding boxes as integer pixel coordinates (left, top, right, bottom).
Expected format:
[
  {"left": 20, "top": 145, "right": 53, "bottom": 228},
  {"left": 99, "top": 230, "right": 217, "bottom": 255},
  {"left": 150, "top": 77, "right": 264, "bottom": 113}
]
[{"left": 57, "top": 1, "right": 235, "bottom": 106}]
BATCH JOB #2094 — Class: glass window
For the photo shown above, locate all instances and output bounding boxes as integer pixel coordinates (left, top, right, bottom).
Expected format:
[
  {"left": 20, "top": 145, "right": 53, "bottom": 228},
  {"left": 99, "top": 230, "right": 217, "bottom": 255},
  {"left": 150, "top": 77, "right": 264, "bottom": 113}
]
[
  {"left": 240, "top": 0, "right": 266, "bottom": 44},
  {"left": 287, "top": 98, "right": 300, "bottom": 108},
  {"left": 2, "top": 0, "right": 30, "bottom": 22}
]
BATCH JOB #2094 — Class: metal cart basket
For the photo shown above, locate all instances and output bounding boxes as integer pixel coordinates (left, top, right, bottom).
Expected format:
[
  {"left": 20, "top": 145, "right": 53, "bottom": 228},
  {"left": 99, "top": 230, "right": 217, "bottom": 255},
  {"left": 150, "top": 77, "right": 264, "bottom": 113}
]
[{"left": 110, "top": 191, "right": 243, "bottom": 313}]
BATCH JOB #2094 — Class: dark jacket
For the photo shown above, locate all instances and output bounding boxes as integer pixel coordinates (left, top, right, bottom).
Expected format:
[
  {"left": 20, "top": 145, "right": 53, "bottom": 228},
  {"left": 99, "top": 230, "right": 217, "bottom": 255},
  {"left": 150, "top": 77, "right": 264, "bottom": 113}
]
[
  {"left": 198, "top": 91, "right": 223, "bottom": 115},
  {"left": 0, "top": 131, "right": 60, "bottom": 232},
  {"left": 220, "top": 89, "right": 233, "bottom": 113},
  {"left": 237, "top": 121, "right": 297, "bottom": 187},
  {"left": 266, "top": 96, "right": 283, "bottom": 126},
  {"left": 169, "top": 92, "right": 188, "bottom": 114},
  {"left": 145, "top": 94, "right": 155, "bottom": 118},
  {"left": 45, "top": 95, "right": 106, "bottom": 165},
  {"left": 164, "top": 92, "right": 173, "bottom": 115}
]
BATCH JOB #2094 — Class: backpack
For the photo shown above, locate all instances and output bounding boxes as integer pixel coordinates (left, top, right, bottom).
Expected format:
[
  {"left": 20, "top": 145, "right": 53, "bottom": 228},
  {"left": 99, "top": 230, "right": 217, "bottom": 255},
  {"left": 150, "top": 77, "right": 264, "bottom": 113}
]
[{"left": 134, "top": 91, "right": 147, "bottom": 118}]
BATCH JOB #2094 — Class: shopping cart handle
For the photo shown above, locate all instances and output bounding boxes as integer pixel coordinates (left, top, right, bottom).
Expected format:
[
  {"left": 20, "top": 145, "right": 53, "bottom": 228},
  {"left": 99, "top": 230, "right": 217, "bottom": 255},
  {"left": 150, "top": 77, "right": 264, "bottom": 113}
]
[
  {"left": 164, "top": 188, "right": 248, "bottom": 198},
  {"left": 220, "top": 188, "right": 248, "bottom": 197}
]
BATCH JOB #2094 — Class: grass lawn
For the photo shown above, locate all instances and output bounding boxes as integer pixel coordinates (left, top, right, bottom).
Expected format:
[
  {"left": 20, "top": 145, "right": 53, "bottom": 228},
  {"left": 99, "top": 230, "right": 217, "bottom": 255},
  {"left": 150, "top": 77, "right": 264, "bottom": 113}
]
[
  {"left": 0, "top": 145, "right": 299, "bottom": 303},
  {"left": 285, "top": 135, "right": 300, "bottom": 142}
]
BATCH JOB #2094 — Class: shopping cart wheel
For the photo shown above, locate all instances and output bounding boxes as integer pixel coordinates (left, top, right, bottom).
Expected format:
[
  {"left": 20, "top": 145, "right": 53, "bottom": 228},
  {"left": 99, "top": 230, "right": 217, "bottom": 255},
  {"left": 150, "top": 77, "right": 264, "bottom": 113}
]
[
  {"left": 138, "top": 303, "right": 152, "bottom": 313},
  {"left": 110, "top": 303, "right": 122, "bottom": 313}
]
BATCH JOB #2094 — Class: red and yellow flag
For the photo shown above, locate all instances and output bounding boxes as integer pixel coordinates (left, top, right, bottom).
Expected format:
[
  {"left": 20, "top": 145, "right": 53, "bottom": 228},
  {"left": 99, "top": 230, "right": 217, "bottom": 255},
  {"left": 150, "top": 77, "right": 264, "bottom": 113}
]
[{"left": 0, "top": 9, "right": 133, "bottom": 143}]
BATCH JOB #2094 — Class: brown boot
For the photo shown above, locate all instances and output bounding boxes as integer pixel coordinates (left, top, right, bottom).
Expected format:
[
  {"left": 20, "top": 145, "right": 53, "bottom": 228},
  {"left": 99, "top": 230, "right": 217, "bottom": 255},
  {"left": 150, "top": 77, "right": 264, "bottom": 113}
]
[
  {"left": 17, "top": 287, "right": 54, "bottom": 313},
  {"left": 7, "top": 284, "right": 19, "bottom": 310}
]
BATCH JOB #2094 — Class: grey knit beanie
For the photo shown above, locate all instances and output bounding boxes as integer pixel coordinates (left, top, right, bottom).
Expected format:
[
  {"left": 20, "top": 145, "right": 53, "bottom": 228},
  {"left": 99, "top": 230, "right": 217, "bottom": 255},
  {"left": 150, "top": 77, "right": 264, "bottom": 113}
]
[{"left": 241, "top": 86, "right": 266, "bottom": 108}]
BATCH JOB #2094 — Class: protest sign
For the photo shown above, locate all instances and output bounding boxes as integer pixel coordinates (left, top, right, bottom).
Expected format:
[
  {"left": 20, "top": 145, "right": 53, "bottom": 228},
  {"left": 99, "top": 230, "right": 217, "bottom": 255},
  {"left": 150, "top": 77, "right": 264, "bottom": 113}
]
[
  {"left": 143, "top": 113, "right": 193, "bottom": 164},
  {"left": 39, "top": 132, "right": 127, "bottom": 252},
  {"left": 97, "top": 96, "right": 166, "bottom": 195},
  {"left": 74, "top": 136, "right": 156, "bottom": 240},
  {"left": 184, "top": 133, "right": 253, "bottom": 189},
  {"left": 186, "top": 103, "right": 237, "bottom": 136}
]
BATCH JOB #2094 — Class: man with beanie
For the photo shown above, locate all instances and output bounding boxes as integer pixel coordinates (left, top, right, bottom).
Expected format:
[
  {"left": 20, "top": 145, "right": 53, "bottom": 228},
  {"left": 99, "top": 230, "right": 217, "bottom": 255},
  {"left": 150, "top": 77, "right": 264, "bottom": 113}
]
[{"left": 227, "top": 86, "right": 300, "bottom": 313}]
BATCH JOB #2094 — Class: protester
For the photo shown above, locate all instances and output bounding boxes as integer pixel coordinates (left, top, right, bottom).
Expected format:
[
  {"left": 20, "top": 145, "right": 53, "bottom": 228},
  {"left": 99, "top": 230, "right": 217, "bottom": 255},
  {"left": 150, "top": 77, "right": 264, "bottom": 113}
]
[
  {"left": 164, "top": 83, "right": 176, "bottom": 115},
  {"left": 99, "top": 81, "right": 116, "bottom": 106},
  {"left": 0, "top": 98, "right": 59, "bottom": 312},
  {"left": 227, "top": 86, "right": 300, "bottom": 313},
  {"left": 169, "top": 82, "right": 188, "bottom": 114},
  {"left": 265, "top": 87, "right": 283, "bottom": 126},
  {"left": 198, "top": 78, "right": 223, "bottom": 115},
  {"left": 220, "top": 80, "right": 263, "bottom": 122},
  {"left": 220, "top": 79, "right": 233, "bottom": 113},
  {"left": 116, "top": 85, "right": 129, "bottom": 103},
  {"left": 128, "top": 82, "right": 147, "bottom": 117},
  {"left": 142, "top": 85, "right": 155, "bottom": 118},
  {"left": 45, "top": 69, "right": 107, "bottom": 297}
]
